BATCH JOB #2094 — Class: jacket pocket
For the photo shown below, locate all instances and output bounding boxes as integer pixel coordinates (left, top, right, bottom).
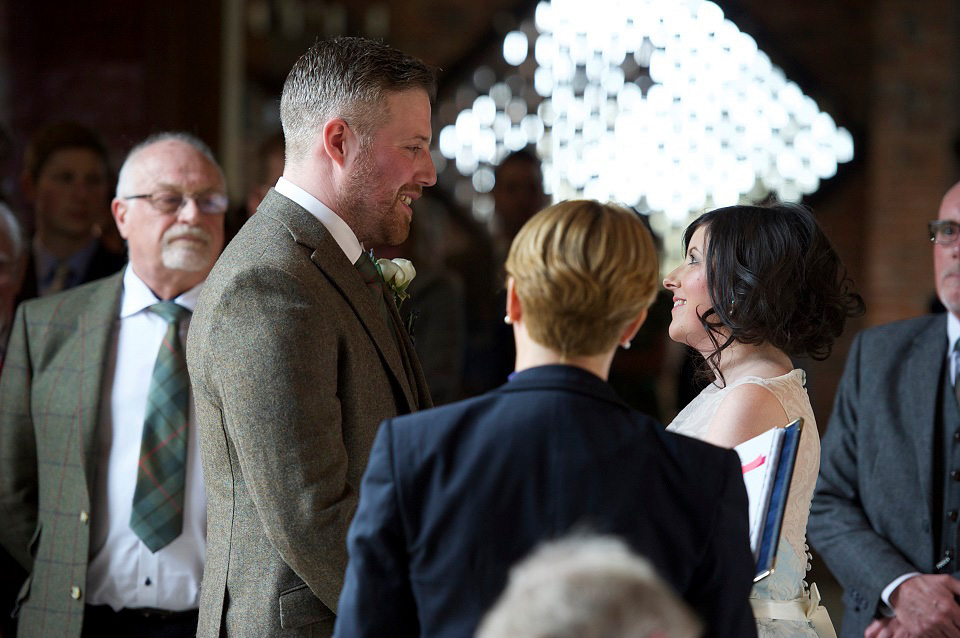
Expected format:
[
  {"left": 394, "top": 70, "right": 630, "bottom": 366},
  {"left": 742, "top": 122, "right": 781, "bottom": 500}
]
[{"left": 278, "top": 582, "right": 334, "bottom": 630}]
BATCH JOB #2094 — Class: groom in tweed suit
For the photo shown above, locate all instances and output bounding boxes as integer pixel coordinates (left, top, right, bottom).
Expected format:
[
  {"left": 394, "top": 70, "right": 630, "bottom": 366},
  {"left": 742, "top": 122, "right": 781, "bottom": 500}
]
[
  {"left": 187, "top": 37, "right": 435, "bottom": 637},
  {"left": 0, "top": 132, "right": 226, "bottom": 637}
]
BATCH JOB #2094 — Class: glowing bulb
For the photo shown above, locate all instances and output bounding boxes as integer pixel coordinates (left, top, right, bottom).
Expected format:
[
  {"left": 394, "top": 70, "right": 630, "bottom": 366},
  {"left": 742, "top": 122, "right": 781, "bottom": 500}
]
[{"left": 503, "top": 31, "right": 529, "bottom": 66}]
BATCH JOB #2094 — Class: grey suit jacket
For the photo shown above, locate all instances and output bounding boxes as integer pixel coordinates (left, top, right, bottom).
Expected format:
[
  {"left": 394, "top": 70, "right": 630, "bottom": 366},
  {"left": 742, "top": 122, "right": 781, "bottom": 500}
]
[
  {"left": 0, "top": 272, "right": 123, "bottom": 638},
  {"left": 187, "top": 189, "right": 431, "bottom": 637},
  {"left": 809, "top": 314, "right": 951, "bottom": 638}
]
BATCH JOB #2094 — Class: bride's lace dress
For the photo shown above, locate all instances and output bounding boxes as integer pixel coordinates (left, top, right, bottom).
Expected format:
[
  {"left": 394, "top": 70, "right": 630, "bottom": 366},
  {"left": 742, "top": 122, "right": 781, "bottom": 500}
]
[{"left": 668, "top": 369, "right": 822, "bottom": 637}]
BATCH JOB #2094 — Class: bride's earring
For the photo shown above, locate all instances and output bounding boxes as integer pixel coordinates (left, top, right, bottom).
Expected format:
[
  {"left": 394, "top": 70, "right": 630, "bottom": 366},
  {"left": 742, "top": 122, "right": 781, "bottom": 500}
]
[
  {"left": 504, "top": 315, "right": 513, "bottom": 325},
  {"left": 621, "top": 340, "right": 631, "bottom": 350}
]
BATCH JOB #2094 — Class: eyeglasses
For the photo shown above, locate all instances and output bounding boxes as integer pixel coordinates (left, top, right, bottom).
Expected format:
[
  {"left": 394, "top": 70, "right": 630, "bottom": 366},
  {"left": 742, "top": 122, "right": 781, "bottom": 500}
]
[
  {"left": 124, "top": 190, "right": 228, "bottom": 215},
  {"left": 929, "top": 220, "right": 960, "bottom": 245}
]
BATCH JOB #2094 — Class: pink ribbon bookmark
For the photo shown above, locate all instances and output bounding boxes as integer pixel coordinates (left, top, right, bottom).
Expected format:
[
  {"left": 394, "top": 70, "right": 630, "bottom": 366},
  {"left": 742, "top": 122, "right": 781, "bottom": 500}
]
[{"left": 742, "top": 455, "right": 766, "bottom": 474}]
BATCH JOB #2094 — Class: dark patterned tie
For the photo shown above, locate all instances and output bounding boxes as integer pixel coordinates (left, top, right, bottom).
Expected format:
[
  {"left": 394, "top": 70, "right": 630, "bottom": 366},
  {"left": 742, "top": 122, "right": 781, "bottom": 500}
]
[
  {"left": 130, "top": 301, "right": 191, "bottom": 553},
  {"left": 45, "top": 262, "right": 72, "bottom": 295},
  {"left": 355, "top": 251, "right": 401, "bottom": 340},
  {"left": 355, "top": 251, "right": 387, "bottom": 310}
]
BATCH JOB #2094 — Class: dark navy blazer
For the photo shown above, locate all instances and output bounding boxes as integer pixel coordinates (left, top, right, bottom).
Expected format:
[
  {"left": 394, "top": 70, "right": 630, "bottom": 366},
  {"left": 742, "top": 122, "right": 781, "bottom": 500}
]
[{"left": 334, "top": 364, "right": 756, "bottom": 638}]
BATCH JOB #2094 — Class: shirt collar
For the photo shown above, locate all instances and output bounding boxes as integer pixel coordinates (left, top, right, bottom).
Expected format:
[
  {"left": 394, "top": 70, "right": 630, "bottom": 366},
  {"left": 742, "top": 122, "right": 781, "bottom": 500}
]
[
  {"left": 274, "top": 177, "right": 363, "bottom": 263},
  {"left": 948, "top": 312, "right": 960, "bottom": 355},
  {"left": 119, "top": 264, "right": 204, "bottom": 319}
]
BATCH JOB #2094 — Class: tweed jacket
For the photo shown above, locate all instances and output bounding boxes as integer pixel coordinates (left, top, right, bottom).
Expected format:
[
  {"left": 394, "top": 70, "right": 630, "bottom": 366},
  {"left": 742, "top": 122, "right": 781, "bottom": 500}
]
[
  {"left": 0, "top": 272, "right": 124, "bottom": 638},
  {"left": 187, "top": 189, "right": 431, "bottom": 637},
  {"left": 809, "top": 314, "right": 954, "bottom": 638},
  {"left": 335, "top": 365, "right": 757, "bottom": 638}
]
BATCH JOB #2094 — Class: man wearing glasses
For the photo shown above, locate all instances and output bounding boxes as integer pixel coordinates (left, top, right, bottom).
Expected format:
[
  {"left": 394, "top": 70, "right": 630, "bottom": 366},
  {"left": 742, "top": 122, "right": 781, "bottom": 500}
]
[
  {"left": 810, "top": 181, "right": 960, "bottom": 637},
  {"left": 0, "top": 132, "right": 226, "bottom": 638}
]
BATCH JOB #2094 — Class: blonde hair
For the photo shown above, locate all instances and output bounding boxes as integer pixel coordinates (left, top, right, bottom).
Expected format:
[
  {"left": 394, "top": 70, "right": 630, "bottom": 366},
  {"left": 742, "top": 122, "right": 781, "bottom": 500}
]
[
  {"left": 505, "top": 200, "right": 660, "bottom": 357},
  {"left": 476, "top": 535, "right": 702, "bottom": 638}
]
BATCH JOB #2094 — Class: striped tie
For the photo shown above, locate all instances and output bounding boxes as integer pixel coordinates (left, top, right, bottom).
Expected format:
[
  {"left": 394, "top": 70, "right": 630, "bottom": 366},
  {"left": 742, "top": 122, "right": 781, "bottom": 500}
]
[{"left": 130, "top": 301, "right": 191, "bottom": 553}]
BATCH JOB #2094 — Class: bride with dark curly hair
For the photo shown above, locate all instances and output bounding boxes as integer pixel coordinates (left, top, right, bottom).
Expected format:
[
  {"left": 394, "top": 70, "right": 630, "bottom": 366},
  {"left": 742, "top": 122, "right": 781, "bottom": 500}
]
[{"left": 663, "top": 203, "right": 864, "bottom": 637}]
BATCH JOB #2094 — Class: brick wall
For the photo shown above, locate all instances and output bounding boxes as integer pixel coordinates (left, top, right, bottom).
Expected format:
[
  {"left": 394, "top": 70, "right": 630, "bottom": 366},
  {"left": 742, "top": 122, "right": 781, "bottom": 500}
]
[{"left": 867, "top": 0, "right": 960, "bottom": 325}]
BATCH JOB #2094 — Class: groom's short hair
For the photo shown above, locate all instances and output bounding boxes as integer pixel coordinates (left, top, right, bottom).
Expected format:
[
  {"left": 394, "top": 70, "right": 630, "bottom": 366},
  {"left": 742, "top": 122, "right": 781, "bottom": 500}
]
[{"left": 280, "top": 36, "right": 437, "bottom": 163}]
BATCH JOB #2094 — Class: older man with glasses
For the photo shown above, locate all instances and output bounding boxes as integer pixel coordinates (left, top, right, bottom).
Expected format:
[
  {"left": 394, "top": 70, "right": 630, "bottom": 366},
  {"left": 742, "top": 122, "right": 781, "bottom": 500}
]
[
  {"left": 810, "top": 181, "right": 960, "bottom": 638},
  {"left": 0, "top": 132, "right": 226, "bottom": 638}
]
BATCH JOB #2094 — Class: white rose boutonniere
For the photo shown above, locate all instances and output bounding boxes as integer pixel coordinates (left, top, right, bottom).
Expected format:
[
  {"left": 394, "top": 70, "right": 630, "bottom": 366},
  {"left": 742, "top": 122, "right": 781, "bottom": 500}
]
[{"left": 376, "top": 257, "right": 416, "bottom": 305}]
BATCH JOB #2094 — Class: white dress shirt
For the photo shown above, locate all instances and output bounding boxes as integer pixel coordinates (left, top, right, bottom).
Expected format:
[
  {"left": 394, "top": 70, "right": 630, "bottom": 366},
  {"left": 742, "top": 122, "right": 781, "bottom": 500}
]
[
  {"left": 86, "top": 266, "right": 206, "bottom": 611},
  {"left": 275, "top": 177, "right": 363, "bottom": 263},
  {"left": 880, "top": 312, "right": 960, "bottom": 612}
]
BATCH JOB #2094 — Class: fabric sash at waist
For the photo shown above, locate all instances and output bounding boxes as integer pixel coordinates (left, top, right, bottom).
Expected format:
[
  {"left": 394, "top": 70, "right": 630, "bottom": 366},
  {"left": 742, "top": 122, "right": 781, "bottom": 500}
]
[{"left": 750, "top": 582, "right": 837, "bottom": 638}]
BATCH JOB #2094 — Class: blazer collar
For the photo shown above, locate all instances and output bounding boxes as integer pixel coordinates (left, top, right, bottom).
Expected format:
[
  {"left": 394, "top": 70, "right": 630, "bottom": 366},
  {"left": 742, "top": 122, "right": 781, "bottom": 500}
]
[
  {"left": 499, "top": 364, "right": 630, "bottom": 411},
  {"left": 261, "top": 189, "right": 419, "bottom": 411},
  {"left": 273, "top": 178, "right": 363, "bottom": 262}
]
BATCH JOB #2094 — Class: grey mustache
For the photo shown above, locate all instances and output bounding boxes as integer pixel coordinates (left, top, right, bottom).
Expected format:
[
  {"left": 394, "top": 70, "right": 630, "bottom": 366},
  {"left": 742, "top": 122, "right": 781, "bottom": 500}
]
[{"left": 164, "top": 226, "right": 212, "bottom": 244}]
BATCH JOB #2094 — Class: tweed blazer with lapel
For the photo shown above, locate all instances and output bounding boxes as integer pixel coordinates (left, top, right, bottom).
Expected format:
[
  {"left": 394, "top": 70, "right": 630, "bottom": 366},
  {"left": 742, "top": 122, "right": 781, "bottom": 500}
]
[
  {"left": 809, "top": 314, "right": 951, "bottom": 638},
  {"left": 0, "top": 272, "right": 123, "bottom": 638},
  {"left": 187, "top": 188, "right": 431, "bottom": 637}
]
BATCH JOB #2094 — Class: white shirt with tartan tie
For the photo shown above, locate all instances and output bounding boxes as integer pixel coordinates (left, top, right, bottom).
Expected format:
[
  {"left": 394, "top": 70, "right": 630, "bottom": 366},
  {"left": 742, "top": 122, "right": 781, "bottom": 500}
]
[{"left": 86, "top": 265, "right": 206, "bottom": 612}]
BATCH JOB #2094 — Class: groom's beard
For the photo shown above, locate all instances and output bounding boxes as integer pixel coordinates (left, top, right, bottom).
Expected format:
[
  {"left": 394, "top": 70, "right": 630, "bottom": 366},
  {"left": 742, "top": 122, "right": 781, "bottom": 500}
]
[{"left": 337, "top": 145, "right": 413, "bottom": 247}]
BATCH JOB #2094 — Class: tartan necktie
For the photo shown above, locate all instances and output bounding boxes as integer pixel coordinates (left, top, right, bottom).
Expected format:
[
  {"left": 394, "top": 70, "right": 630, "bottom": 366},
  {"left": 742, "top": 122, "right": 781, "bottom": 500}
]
[{"left": 130, "top": 301, "right": 192, "bottom": 553}]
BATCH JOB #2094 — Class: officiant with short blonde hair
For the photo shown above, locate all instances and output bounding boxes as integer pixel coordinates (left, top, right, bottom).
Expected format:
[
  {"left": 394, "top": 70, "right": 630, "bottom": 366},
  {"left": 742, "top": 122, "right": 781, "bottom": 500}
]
[{"left": 335, "top": 199, "right": 757, "bottom": 638}]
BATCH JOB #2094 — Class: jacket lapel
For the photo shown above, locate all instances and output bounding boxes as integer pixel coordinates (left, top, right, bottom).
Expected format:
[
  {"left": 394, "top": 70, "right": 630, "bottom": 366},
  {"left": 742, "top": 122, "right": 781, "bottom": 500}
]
[
  {"left": 906, "top": 315, "right": 948, "bottom": 524},
  {"left": 76, "top": 273, "right": 125, "bottom": 495},
  {"left": 263, "top": 190, "right": 418, "bottom": 412},
  {"left": 309, "top": 243, "right": 416, "bottom": 410}
]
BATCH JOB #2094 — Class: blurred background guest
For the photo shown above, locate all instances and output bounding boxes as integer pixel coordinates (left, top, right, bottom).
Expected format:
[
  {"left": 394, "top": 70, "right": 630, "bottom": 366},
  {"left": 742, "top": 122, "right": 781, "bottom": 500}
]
[
  {"left": 223, "top": 130, "right": 287, "bottom": 245},
  {"left": 476, "top": 535, "right": 703, "bottom": 638},
  {"left": 244, "top": 131, "right": 285, "bottom": 220},
  {"left": 473, "top": 149, "right": 550, "bottom": 394},
  {"left": 17, "top": 122, "right": 125, "bottom": 304},
  {"left": 490, "top": 149, "right": 548, "bottom": 265},
  {"left": 607, "top": 214, "right": 674, "bottom": 422}
]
